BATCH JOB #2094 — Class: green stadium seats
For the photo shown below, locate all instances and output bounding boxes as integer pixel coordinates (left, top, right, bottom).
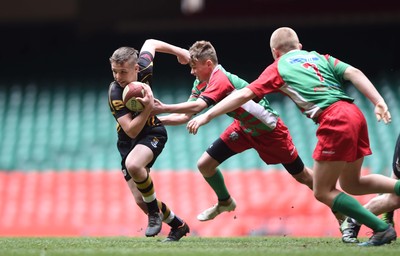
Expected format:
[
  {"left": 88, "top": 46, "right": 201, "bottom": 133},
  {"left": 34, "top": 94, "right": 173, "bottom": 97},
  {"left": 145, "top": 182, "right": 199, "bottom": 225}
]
[{"left": 0, "top": 74, "right": 399, "bottom": 173}]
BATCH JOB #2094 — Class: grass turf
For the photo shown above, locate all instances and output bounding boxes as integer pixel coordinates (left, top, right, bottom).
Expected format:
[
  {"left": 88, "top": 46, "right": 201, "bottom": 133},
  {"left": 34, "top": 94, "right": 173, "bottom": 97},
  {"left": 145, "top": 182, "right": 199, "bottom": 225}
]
[{"left": 0, "top": 236, "right": 398, "bottom": 256}]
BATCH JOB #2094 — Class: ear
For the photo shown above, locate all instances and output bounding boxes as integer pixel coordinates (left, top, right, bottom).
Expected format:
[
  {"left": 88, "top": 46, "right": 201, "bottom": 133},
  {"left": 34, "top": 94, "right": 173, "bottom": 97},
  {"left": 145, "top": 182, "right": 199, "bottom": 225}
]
[
  {"left": 134, "top": 63, "right": 140, "bottom": 72},
  {"left": 298, "top": 43, "right": 303, "bottom": 50},
  {"left": 206, "top": 59, "right": 214, "bottom": 67},
  {"left": 271, "top": 48, "right": 280, "bottom": 59}
]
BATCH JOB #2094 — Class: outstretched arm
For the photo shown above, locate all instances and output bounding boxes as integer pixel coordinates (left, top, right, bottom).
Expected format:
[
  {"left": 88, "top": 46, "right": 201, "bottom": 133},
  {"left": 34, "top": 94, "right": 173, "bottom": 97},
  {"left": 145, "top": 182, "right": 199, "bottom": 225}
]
[
  {"left": 343, "top": 66, "right": 391, "bottom": 124},
  {"left": 186, "top": 87, "right": 256, "bottom": 134},
  {"left": 153, "top": 97, "right": 208, "bottom": 115},
  {"left": 140, "top": 39, "right": 190, "bottom": 64},
  {"left": 152, "top": 96, "right": 207, "bottom": 125},
  {"left": 158, "top": 113, "right": 194, "bottom": 126}
]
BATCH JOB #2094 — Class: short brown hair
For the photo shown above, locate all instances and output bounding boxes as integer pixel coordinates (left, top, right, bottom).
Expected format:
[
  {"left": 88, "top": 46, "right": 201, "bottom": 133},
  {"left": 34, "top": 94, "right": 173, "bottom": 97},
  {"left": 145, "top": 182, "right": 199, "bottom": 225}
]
[
  {"left": 109, "top": 47, "right": 138, "bottom": 66},
  {"left": 189, "top": 40, "right": 218, "bottom": 65}
]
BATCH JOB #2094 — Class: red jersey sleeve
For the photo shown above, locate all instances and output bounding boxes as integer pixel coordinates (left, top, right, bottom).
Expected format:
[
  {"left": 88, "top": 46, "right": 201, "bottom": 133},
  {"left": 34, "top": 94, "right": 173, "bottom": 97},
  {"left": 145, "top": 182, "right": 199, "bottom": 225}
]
[
  {"left": 248, "top": 61, "right": 284, "bottom": 98},
  {"left": 201, "top": 69, "right": 234, "bottom": 105}
]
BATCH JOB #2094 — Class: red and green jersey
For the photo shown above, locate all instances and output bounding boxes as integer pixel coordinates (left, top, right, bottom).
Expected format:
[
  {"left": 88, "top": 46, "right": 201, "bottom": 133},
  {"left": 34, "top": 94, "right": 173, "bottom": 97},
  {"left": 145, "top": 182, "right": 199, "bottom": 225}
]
[
  {"left": 248, "top": 50, "right": 354, "bottom": 121},
  {"left": 189, "top": 65, "right": 279, "bottom": 136}
]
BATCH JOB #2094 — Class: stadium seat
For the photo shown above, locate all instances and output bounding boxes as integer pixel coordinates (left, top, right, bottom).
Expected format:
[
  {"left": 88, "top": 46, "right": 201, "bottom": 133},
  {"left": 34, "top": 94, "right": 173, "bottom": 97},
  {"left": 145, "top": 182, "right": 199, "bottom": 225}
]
[
  {"left": 0, "top": 170, "right": 385, "bottom": 237},
  {"left": 0, "top": 75, "right": 399, "bottom": 172}
]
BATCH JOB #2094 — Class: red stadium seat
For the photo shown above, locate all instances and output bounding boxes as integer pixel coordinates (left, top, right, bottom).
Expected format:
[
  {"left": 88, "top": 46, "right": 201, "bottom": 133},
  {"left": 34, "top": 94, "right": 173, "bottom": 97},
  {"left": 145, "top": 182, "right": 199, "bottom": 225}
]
[{"left": 0, "top": 169, "right": 392, "bottom": 237}]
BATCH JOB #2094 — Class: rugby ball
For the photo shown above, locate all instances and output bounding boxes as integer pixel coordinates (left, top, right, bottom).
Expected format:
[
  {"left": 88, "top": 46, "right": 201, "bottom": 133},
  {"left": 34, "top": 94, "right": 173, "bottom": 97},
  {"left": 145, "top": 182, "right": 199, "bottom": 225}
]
[{"left": 122, "top": 82, "right": 145, "bottom": 112}]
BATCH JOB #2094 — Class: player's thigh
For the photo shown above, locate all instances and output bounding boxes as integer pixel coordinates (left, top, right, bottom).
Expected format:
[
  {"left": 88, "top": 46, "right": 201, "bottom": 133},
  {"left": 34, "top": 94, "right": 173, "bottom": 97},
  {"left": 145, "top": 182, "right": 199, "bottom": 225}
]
[
  {"left": 126, "top": 144, "right": 154, "bottom": 170},
  {"left": 313, "top": 160, "right": 344, "bottom": 194},
  {"left": 337, "top": 158, "right": 363, "bottom": 188}
]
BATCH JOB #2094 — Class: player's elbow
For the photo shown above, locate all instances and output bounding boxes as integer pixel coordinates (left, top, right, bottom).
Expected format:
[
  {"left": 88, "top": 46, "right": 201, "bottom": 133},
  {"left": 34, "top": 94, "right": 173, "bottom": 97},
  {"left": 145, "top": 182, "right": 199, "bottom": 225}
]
[
  {"left": 343, "top": 66, "right": 364, "bottom": 81},
  {"left": 180, "top": 114, "right": 192, "bottom": 123},
  {"left": 192, "top": 105, "right": 206, "bottom": 113},
  {"left": 190, "top": 101, "right": 207, "bottom": 113},
  {"left": 143, "top": 39, "right": 157, "bottom": 47},
  {"left": 125, "top": 128, "right": 140, "bottom": 139},
  {"left": 141, "top": 39, "right": 159, "bottom": 55},
  {"left": 126, "top": 132, "right": 139, "bottom": 139},
  {"left": 243, "top": 87, "right": 256, "bottom": 100}
]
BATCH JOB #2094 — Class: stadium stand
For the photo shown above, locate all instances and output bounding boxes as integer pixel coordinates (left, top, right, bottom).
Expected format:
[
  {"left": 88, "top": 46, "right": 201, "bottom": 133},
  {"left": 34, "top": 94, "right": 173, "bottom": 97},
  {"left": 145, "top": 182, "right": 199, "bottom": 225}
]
[
  {"left": 3, "top": 76, "right": 397, "bottom": 173},
  {"left": 0, "top": 0, "right": 399, "bottom": 239},
  {"left": 0, "top": 170, "right": 377, "bottom": 237},
  {"left": 0, "top": 73, "right": 399, "bottom": 237}
]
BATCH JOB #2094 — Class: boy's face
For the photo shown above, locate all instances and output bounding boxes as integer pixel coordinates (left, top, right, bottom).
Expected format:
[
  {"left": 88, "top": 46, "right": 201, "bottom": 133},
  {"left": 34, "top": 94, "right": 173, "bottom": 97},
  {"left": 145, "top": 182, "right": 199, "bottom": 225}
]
[
  {"left": 111, "top": 61, "right": 139, "bottom": 87},
  {"left": 190, "top": 59, "right": 213, "bottom": 82}
]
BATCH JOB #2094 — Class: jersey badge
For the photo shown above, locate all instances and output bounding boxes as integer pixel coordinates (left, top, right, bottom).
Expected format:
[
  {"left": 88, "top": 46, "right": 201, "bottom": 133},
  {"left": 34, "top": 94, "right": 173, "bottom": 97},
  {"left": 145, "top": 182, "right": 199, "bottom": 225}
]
[
  {"left": 229, "top": 131, "right": 239, "bottom": 141},
  {"left": 151, "top": 137, "right": 159, "bottom": 148}
]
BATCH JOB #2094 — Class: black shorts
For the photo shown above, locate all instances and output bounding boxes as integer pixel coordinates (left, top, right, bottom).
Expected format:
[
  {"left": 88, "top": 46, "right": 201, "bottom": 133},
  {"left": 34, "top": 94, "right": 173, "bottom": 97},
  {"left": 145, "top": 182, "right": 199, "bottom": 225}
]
[
  {"left": 118, "top": 125, "right": 167, "bottom": 181},
  {"left": 206, "top": 137, "right": 237, "bottom": 164}
]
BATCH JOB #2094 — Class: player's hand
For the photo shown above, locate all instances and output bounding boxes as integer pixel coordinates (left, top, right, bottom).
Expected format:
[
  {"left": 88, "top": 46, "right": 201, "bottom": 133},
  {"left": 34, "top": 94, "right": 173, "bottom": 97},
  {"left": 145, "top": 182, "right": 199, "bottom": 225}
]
[
  {"left": 136, "top": 84, "right": 154, "bottom": 110},
  {"left": 177, "top": 48, "right": 190, "bottom": 65},
  {"left": 186, "top": 114, "right": 210, "bottom": 135},
  {"left": 151, "top": 98, "right": 164, "bottom": 115},
  {"left": 375, "top": 100, "right": 391, "bottom": 124}
]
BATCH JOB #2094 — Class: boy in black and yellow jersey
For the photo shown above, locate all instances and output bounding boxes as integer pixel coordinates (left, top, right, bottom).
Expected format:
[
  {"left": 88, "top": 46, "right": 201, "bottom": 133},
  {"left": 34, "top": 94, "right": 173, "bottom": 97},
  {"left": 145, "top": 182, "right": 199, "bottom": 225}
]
[{"left": 108, "top": 39, "right": 190, "bottom": 241}]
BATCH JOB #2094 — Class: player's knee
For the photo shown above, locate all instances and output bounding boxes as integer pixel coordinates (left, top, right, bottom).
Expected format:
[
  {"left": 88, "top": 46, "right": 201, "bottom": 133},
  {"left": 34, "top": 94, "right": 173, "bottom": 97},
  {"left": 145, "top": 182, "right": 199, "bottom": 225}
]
[
  {"left": 391, "top": 194, "right": 400, "bottom": 208},
  {"left": 125, "top": 161, "right": 142, "bottom": 176},
  {"left": 197, "top": 158, "right": 209, "bottom": 174},
  {"left": 313, "top": 193, "right": 324, "bottom": 203},
  {"left": 313, "top": 190, "right": 329, "bottom": 204}
]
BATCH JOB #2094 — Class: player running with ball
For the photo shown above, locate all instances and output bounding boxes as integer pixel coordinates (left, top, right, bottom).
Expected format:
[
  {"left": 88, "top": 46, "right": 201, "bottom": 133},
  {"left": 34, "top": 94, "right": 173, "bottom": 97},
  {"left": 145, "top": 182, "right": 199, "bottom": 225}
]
[{"left": 108, "top": 39, "right": 190, "bottom": 241}]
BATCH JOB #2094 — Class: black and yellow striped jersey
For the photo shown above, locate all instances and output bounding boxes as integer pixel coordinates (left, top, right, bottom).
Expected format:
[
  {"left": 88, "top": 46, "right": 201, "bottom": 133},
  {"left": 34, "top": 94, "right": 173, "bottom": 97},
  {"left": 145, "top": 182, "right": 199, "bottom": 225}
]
[{"left": 108, "top": 51, "right": 163, "bottom": 142}]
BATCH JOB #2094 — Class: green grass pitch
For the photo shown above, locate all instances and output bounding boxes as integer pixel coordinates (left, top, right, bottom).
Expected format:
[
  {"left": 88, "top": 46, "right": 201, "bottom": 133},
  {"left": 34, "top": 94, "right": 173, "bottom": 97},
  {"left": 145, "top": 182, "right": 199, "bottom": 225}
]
[{"left": 0, "top": 236, "right": 398, "bottom": 256}]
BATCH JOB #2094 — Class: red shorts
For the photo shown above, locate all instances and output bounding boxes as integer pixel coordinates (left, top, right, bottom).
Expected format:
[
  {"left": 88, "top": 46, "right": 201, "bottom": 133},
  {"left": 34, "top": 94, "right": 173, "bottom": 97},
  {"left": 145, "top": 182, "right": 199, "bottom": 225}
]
[
  {"left": 220, "top": 118, "right": 298, "bottom": 164},
  {"left": 314, "top": 100, "right": 372, "bottom": 161}
]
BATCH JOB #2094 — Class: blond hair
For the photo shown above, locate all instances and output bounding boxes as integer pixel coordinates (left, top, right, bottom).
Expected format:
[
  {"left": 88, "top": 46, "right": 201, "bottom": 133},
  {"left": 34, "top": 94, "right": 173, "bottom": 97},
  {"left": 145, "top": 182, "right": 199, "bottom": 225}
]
[{"left": 270, "top": 27, "right": 300, "bottom": 54}]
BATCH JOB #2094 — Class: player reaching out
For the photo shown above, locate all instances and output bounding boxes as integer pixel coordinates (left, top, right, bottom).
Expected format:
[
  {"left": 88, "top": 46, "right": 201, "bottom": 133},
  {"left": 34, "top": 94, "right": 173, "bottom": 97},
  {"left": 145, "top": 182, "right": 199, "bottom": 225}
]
[{"left": 153, "top": 40, "right": 315, "bottom": 222}]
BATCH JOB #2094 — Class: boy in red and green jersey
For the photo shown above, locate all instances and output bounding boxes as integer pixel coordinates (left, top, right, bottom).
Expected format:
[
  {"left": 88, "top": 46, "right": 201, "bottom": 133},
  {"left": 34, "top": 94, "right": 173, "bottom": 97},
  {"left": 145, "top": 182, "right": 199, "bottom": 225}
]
[
  {"left": 189, "top": 65, "right": 279, "bottom": 136},
  {"left": 249, "top": 50, "right": 354, "bottom": 123},
  {"left": 154, "top": 40, "right": 314, "bottom": 222}
]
